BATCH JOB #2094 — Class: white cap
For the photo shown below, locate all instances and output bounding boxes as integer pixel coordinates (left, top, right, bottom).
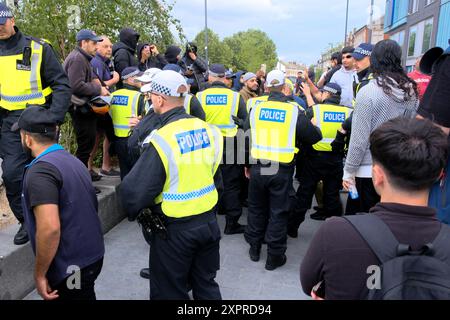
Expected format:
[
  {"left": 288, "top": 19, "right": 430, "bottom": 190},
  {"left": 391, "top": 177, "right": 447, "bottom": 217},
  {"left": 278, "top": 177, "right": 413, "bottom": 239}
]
[
  {"left": 150, "top": 70, "right": 188, "bottom": 97},
  {"left": 266, "top": 70, "right": 285, "bottom": 87},
  {"left": 136, "top": 68, "right": 162, "bottom": 83}
]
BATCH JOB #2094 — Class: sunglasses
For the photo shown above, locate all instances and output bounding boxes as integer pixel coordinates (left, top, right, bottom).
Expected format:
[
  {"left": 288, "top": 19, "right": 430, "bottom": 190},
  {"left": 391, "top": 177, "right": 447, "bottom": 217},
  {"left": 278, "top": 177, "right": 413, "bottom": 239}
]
[{"left": 343, "top": 55, "right": 353, "bottom": 59}]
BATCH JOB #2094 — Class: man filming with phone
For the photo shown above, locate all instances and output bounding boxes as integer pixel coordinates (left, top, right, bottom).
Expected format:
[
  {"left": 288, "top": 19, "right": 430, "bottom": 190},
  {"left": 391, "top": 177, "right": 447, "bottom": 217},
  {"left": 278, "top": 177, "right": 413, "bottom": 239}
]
[
  {"left": 180, "top": 42, "right": 208, "bottom": 94},
  {"left": 137, "top": 43, "right": 167, "bottom": 71}
]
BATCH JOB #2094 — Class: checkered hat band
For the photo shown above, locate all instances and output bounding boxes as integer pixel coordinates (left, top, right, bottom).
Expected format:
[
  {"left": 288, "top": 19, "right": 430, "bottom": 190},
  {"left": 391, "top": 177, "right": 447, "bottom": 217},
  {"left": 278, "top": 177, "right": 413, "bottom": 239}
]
[
  {"left": 151, "top": 81, "right": 173, "bottom": 96},
  {"left": 355, "top": 48, "right": 372, "bottom": 56},
  {"left": 0, "top": 10, "right": 13, "bottom": 18},
  {"left": 323, "top": 86, "right": 338, "bottom": 94}
]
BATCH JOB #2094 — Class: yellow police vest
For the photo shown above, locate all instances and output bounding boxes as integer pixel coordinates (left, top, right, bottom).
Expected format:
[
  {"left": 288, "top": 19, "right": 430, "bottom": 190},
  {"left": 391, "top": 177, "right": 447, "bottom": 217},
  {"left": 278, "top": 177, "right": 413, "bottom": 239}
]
[
  {"left": 352, "top": 73, "right": 374, "bottom": 107},
  {"left": 250, "top": 101, "right": 299, "bottom": 164},
  {"left": 150, "top": 118, "right": 224, "bottom": 218},
  {"left": 246, "top": 95, "right": 269, "bottom": 113},
  {"left": 110, "top": 89, "right": 142, "bottom": 138},
  {"left": 196, "top": 88, "right": 240, "bottom": 137},
  {"left": 312, "top": 104, "right": 351, "bottom": 152},
  {"left": 0, "top": 40, "right": 53, "bottom": 111},
  {"left": 183, "top": 93, "right": 193, "bottom": 114}
]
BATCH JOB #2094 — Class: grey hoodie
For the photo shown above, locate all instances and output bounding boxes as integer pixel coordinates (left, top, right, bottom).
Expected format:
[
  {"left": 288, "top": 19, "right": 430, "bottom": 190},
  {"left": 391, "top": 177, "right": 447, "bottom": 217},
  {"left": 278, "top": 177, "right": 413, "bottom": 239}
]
[{"left": 343, "top": 78, "right": 419, "bottom": 179}]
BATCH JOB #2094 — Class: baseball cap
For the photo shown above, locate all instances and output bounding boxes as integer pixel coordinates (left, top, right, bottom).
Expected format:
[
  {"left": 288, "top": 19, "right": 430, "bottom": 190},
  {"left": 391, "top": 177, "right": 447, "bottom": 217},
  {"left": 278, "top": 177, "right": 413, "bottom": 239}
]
[
  {"left": 0, "top": 3, "right": 13, "bottom": 25},
  {"left": 11, "top": 106, "right": 57, "bottom": 133},
  {"left": 209, "top": 64, "right": 227, "bottom": 78},
  {"left": 225, "top": 70, "right": 237, "bottom": 79},
  {"left": 150, "top": 70, "right": 188, "bottom": 97},
  {"left": 76, "top": 29, "right": 103, "bottom": 42},
  {"left": 242, "top": 72, "right": 257, "bottom": 83},
  {"left": 266, "top": 70, "right": 285, "bottom": 87},
  {"left": 121, "top": 67, "right": 144, "bottom": 80},
  {"left": 322, "top": 83, "right": 342, "bottom": 96},
  {"left": 137, "top": 68, "right": 162, "bottom": 85},
  {"left": 352, "top": 43, "right": 374, "bottom": 61}
]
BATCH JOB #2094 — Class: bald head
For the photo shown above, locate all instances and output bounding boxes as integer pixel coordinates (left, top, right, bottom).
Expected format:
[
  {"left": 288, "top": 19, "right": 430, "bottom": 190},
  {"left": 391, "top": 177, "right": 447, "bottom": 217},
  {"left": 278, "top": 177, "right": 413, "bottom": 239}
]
[{"left": 96, "top": 36, "right": 113, "bottom": 59}]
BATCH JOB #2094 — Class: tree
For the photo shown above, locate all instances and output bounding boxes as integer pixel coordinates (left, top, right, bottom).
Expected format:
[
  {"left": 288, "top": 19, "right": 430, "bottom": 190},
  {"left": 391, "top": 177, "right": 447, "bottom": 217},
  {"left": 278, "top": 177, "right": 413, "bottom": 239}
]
[
  {"left": 16, "top": 0, "right": 184, "bottom": 60},
  {"left": 224, "top": 29, "right": 277, "bottom": 72},
  {"left": 193, "top": 28, "right": 232, "bottom": 67}
]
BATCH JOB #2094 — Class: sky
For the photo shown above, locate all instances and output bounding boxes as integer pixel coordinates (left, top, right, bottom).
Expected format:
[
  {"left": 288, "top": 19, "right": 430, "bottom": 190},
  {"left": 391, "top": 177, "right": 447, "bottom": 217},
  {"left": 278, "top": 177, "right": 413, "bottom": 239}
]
[{"left": 169, "top": 0, "right": 386, "bottom": 66}]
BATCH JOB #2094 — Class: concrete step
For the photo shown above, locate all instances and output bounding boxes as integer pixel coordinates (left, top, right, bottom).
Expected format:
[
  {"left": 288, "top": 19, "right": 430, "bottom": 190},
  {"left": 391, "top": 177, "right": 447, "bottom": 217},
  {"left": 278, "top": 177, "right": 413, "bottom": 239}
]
[{"left": 0, "top": 176, "right": 124, "bottom": 300}]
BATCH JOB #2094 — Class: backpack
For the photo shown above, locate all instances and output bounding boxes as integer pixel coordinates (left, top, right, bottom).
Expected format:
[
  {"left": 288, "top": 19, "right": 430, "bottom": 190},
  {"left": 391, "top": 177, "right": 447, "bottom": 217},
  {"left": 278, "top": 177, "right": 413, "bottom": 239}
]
[{"left": 344, "top": 214, "right": 450, "bottom": 300}]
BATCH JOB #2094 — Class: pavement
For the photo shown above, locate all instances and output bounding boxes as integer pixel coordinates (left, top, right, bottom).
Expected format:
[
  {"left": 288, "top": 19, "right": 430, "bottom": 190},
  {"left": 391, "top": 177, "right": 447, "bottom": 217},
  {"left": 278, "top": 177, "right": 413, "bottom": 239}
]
[{"left": 25, "top": 209, "right": 323, "bottom": 300}]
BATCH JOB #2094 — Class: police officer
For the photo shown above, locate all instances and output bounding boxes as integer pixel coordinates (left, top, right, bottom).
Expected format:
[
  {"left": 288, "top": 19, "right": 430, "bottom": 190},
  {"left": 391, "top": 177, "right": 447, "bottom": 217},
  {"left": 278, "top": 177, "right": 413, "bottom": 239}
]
[
  {"left": 197, "top": 64, "right": 248, "bottom": 234},
  {"left": 0, "top": 4, "right": 71, "bottom": 245},
  {"left": 110, "top": 67, "right": 146, "bottom": 179},
  {"left": 288, "top": 83, "right": 351, "bottom": 237},
  {"left": 244, "top": 70, "right": 322, "bottom": 271},
  {"left": 121, "top": 70, "right": 223, "bottom": 300},
  {"left": 162, "top": 64, "right": 206, "bottom": 121}
]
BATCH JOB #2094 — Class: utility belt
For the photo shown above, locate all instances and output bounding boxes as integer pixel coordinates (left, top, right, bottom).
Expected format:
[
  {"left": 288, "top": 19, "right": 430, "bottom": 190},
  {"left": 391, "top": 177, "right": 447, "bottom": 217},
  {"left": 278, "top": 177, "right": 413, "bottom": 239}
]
[
  {"left": 137, "top": 208, "right": 217, "bottom": 240},
  {"left": 0, "top": 107, "right": 24, "bottom": 116}
]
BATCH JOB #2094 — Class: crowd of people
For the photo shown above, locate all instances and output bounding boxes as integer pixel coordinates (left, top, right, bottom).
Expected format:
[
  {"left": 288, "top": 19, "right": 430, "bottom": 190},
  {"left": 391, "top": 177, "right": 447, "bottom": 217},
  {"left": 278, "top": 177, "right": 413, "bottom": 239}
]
[{"left": 1, "top": 2, "right": 450, "bottom": 300}]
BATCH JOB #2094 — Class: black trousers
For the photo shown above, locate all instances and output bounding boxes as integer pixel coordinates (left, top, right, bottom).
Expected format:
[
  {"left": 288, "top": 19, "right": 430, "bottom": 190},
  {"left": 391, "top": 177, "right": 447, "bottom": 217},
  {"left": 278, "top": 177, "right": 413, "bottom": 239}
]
[
  {"left": 245, "top": 165, "right": 293, "bottom": 256},
  {"left": 289, "top": 151, "right": 343, "bottom": 231},
  {"left": 149, "top": 212, "right": 222, "bottom": 300},
  {"left": 345, "top": 177, "right": 380, "bottom": 215},
  {"left": 219, "top": 164, "right": 243, "bottom": 223},
  {"left": 114, "top": 137, "right": 132, "bottom": 180},
  {"left": 0, "top": 109, "right": 29, "bottom": 222},
  {"left": 70, "top": 109, "right": 98, "bottom": 167},
  {"left": 52, "top": 258, "right": 103, "bottom": 301}
]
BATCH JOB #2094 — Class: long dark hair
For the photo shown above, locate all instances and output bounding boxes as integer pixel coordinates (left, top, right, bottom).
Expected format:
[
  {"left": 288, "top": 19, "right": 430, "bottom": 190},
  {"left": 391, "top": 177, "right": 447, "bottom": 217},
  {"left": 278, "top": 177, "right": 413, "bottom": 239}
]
[{"left": 370, "top": 39, "right": 418, "bottom": 100}]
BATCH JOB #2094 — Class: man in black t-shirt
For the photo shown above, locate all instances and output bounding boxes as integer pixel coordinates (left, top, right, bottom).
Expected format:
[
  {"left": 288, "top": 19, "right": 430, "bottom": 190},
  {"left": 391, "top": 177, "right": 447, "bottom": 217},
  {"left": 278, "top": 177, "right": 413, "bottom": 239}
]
[{"left": 15, "top": 106, "right": 104, "bottom": 300}]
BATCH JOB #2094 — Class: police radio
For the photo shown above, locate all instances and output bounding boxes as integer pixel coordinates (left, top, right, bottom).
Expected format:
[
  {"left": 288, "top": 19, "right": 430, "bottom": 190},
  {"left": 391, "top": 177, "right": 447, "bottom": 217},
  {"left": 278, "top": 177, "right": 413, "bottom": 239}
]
[{"left": 16, "top": 46, "right": 32, "bottom": 71}]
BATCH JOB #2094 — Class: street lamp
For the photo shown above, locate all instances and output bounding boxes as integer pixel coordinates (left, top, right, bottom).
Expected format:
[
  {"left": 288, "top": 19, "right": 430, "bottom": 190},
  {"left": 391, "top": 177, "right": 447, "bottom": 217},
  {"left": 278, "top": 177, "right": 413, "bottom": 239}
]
[
  {"left": 344, "top": 0, "right": 349, "bottom": 45},
  {"left": 204, "top": 0, "right": 209, "bottom": 65}
]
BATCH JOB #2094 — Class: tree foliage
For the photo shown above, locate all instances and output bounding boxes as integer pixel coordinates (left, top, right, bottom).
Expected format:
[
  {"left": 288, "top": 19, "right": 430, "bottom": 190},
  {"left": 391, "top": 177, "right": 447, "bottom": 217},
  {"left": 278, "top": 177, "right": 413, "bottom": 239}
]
[
  {"left": 224, "top": 29, "right": 277, "bottom": 72},
  {"left": 16, "top": 0, "right": 184, "bottom": 60},
  {"left": 194, "top": 28, "right": 232, "bottom": 67}
]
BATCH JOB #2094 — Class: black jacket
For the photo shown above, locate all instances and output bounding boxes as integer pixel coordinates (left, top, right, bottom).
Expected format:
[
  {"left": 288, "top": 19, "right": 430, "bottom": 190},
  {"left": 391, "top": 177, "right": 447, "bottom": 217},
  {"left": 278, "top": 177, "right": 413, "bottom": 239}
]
[
  {"left": 121, "top": 107, "right": 221, "bottom": 220},
  {"left": 180, "top": 54, "right": 208, "bottom": 94},
  {"left": 112, "top": 28, "right": 140, "bottom": 76},
  {"left": 136, "top": 43, "right": 167, "bottom": 71},
  {"left": 64, "top": 47, "right": 102, "bottom": 100},
  {"left": 0, "top": 27, "right": 71, "bottom": 123},
  {"left": 244, "top": 92, "right": 322, "bottom": 167}
]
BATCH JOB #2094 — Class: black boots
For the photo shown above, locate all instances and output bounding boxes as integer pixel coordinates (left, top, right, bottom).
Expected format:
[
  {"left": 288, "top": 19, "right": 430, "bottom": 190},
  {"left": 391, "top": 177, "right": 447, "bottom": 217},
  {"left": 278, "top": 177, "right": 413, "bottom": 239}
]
[
  {"left": 224, "top": 221, "right": 246, "bottom": 235},
  {"left": 249, "top": 245, "right": 261, "bottom": 262},
  {"left": 265, "top": 254, "right": 287, "bottom": 271},
  {"left": 14, "top": 223, "right": 29, "bottom": 245}
]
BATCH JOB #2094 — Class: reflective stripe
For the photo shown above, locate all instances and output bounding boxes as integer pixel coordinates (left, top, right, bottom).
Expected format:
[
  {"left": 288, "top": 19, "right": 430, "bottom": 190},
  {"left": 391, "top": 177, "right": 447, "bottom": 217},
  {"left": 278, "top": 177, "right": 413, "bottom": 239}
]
[
  {"left": 114, "top": 124, "right": 130, "bottom": 130},
  {"left": 252, "top": 145, "right": 296, "bottom": 153},
  {"left": 0, "top": 92, "right": 44, "bottom": 102},
  {"left": 163, "top": 184, "right": 216, "bottom": 202},
  {"left": 131, "top": 92, "right": 139, "bottom": 117},
  {"left": 287, "top": 106, "right": 299, "bottom": 151},
  {"left": 314, "top": 105, "right": 322, "bottom": 131},
  {"left": 250, "top": 107, "right": 257, "bottom": 149},
  {"left": 215, "top": 124, "right": 236, "bottom": 129},
  {"left": 30, "top": 42, "right": 42, "bottom": 94},
  {"left": 151, "top": 132, "right": 179, "bottom": 194},
  {"left": 229, "top": 92, "right": 239, "bottom": 127},
  {"left": 209, "top": 125, "right": 222, "bottom": 174},
  {"left": 183, "top": 94, "right": 192, "bottom": 113}
]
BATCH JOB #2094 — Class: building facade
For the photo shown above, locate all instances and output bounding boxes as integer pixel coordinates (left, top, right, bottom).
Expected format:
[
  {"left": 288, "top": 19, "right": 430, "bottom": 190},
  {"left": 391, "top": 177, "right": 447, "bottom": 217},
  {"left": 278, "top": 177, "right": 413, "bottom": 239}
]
[
  {"left": 384, "top": 0, "right": 443, "bottom": 71},
  {"left": 276, "top": 61, "right": 307, "bottom": 78},
  {"left": 436, "top": 0, "right": 450, "bottom": 49},
  {"left": 346, "top": 17, "right": 386, "bottom": 47}
]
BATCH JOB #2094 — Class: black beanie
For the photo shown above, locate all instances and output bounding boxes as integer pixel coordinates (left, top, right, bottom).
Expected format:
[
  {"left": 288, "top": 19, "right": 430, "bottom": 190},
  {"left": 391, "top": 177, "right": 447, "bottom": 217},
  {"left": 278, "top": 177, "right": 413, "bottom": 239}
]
[{"left": 164, "top": 45, "right": 181, "bottom": 63}]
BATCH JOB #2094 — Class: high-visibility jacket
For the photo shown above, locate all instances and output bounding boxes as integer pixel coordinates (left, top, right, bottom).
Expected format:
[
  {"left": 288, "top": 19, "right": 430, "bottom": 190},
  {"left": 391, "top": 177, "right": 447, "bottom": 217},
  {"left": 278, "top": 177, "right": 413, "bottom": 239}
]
[
  {"left": 196, "top": 88, "right": 240, "bottom": 137},
  {"left": 250, "top": 100, "right": 300, "bottom": 164},
  {"left": 246, "top": 95, "right": 269, "bottom": 113},
  {"left": 150, "top": 118, "right": 224, "bottom": 218},
  {"left": 312, "top": 104, "right": 351, "bottom": 152},
  {"left": 352, "top": 73, "right": 374, "bottom": 107},
  {"left": 0, "top": 40, "right": 53, "bottom": 111},
  {"left": 110, "top": 88, "right": 142, "bottom": 138},
  {"left": 183, "top": 94, "right": 193, "bottom": 114}
]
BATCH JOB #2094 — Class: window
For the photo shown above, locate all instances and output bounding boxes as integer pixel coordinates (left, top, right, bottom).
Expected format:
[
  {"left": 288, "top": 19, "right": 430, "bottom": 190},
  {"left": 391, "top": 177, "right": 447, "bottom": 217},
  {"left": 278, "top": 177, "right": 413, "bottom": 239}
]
[
  {"left": 409, "top": 0, "right": 419, "bottom": 14},
  {"left": 408, "top": 26, "right": 417, "bottom": 57},
  {"left": 391, "top": 30, "right": 406, "bottom": 47},
  {"left": 425, "top": 0, "right": 435, "bottom": 6},
  {"left": 422, "top": 18, "right": 433, "bottom": 53}
]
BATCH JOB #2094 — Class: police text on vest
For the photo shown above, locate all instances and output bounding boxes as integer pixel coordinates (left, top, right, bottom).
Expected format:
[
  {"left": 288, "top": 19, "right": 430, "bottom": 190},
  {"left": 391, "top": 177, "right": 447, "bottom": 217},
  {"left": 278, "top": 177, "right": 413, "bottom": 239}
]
[
  {"left": 259, "top": 108, "right": 286, "bottom": 123},
  {"left": 176, "top": 129, "right": 211, "bottom": 155},
  {"left": 323, "top": 112, "right": 346, "bottom": 123},
  {"left": 206, "top": 95, "right": 228, "bottom": 105}
]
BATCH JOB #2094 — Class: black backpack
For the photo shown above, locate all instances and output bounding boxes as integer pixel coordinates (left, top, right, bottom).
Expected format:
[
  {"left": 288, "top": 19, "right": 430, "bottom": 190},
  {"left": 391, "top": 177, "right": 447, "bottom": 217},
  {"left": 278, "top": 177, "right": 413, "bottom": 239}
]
[{"left": 344, "top": 214, "right": 450, "bottom": 300}]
